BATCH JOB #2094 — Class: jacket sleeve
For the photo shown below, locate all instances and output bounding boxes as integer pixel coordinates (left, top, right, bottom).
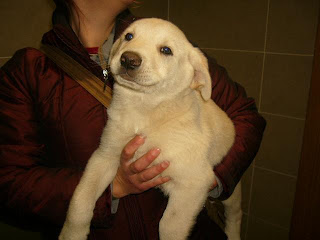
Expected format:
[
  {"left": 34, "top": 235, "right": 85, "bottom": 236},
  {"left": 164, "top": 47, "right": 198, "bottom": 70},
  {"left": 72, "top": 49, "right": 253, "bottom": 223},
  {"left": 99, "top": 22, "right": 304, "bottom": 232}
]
[
  {"left": 208, "top": 57, "right": 266, "bottom": 200},
  {"left": 0, "top": 49, "right": 113, "bottom": 229}
]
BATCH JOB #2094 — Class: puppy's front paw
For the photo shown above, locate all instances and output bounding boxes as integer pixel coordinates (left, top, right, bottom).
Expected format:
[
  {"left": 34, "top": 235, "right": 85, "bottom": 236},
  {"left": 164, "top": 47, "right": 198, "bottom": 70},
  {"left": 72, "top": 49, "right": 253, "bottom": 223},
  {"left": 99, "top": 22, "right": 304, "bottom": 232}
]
[{"left": 58, "top": 222, "right": 90, "bottom": 240}]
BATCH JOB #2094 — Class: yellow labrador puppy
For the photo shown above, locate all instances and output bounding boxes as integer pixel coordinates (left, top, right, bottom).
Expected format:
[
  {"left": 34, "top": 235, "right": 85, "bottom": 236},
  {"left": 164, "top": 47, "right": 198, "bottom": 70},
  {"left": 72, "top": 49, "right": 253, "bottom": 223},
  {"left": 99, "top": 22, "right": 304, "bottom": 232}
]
[{"left": 59, "top": 18, "right": 242, "bottom": 240}]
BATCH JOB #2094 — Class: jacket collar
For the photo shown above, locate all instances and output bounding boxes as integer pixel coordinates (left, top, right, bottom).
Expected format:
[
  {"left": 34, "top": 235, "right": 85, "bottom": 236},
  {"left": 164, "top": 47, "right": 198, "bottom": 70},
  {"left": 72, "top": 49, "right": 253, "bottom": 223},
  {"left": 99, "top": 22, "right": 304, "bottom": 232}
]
[{"left": 41, "top": 9, "right": 138, "bottom": 81}]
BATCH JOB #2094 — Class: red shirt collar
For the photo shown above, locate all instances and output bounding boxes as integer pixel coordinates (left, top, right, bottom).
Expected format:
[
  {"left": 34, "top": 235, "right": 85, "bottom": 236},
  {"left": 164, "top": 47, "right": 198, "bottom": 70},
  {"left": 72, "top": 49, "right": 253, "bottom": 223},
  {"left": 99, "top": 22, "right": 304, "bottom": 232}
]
[{"left": 86, "top": 47, "right": 99, "bottom": 54}]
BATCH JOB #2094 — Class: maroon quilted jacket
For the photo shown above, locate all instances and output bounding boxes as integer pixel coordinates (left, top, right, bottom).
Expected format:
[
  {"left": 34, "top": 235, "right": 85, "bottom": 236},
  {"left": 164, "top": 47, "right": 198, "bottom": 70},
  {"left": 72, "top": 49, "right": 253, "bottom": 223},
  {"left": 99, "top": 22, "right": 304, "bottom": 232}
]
[{"left": 0, "top": 10, "right": 265, "bottom": 240}]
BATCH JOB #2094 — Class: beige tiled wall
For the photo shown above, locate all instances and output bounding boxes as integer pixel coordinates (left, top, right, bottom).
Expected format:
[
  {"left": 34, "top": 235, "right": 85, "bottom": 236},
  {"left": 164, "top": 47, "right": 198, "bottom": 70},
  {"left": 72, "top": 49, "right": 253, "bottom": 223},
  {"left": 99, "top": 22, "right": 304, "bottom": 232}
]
[
  {"left": 0, "top": 0, "right": 318, "bottom": 240},
  {"left": 0, "top": 0, "right": 54, "bottom": 63}
]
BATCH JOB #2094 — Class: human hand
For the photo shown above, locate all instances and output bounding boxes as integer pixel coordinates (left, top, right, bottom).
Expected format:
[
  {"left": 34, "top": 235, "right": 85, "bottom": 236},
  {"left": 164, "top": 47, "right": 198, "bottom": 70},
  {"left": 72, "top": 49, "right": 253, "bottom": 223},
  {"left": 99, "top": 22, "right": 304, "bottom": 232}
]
[
  {"left": 209, "top": 177, "right": 218, "bottom": 191},
  {"left": 112, "top": 135, "right": 170, "bottom": 198}
]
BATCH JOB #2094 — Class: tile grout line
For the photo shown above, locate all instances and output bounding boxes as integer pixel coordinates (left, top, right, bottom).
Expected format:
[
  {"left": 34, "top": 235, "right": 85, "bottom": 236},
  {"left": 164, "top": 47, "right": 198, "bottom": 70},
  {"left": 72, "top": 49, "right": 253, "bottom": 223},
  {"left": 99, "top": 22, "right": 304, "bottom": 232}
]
[
  {"left": 245, "top": 1, "right": 270, "bottom": 239},
  {"left": 258, "top": 0, "right": 270, "bottom": 128},
  {"left": 167, "top": 0, "right": 170, "bottom": 21},
  {"left": 255, "top": 166, "right": 297, "bottom": 179},
  {"left": 200, "top": 48, "right": 314, "bottom": 57},
  {"left": 200, "top": 48, "right": 264, "bottom": 54},
  {"left": 265, "top": 51, "right": 313, "bottom": 57},
  {"left": 242, "top": 212, "right": 290, "bottom": 232},
  {"left": 252, "top": 215, "right": 291, "bottom": 231},
  {"left": 258, "top": 50, "right": 266, "bottom": 110},
  {"left": 259, "top": 111, "right": 305, "bottom": 121}
]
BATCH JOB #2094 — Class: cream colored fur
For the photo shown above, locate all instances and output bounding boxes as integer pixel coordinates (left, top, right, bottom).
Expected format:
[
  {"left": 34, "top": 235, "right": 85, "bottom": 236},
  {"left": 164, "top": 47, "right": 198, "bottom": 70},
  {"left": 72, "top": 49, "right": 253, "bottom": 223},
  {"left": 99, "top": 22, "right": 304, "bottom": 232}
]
[{"left": 59, "top": 18, "right": 242, "bottom": 240}]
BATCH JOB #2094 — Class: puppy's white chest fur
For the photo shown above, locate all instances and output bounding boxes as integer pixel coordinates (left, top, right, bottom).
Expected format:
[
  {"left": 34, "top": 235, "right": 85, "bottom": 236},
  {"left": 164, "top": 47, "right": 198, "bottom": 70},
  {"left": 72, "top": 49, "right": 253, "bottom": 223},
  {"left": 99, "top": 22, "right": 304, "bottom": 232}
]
[{"left": 106, "top": 86, "right": 233, "bottom": 196}]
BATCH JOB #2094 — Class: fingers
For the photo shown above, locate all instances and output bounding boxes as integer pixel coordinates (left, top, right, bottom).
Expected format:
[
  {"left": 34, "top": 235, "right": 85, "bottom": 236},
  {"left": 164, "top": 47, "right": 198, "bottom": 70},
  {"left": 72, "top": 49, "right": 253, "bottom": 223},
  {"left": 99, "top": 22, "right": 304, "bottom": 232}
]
[
  {"left": 128, "top": 148, "right": 161, "bottom": 174},
  {"left": 116, "top": 135, "right": 171, "bottom": 196},
  {"left": 140, "top": 175, "right": 171, "bottom": 191},
  {"left": 121, "top": 135, "right": 145, "bottom": 162},
  {"left": 135, "top": 159, "right": 171, "bottom": 192},
  {"left": 137, "top": 160, "right": 169, "bottom": 182}
]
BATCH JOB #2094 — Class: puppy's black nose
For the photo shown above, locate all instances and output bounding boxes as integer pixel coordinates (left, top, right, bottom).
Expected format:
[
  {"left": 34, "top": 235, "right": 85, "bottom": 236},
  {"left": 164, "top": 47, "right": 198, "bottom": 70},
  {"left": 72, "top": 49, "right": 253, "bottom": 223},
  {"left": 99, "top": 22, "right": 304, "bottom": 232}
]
[{"left": 120, "top": 51, "right": 142, "bottom": 70}]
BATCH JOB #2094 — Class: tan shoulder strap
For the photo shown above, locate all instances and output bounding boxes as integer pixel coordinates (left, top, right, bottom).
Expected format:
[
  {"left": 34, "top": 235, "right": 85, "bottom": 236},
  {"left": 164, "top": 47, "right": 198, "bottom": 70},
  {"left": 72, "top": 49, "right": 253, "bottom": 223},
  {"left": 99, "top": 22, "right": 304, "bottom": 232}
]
[{"left": 40, "top": 44, "right": 112, "bottom": 108}]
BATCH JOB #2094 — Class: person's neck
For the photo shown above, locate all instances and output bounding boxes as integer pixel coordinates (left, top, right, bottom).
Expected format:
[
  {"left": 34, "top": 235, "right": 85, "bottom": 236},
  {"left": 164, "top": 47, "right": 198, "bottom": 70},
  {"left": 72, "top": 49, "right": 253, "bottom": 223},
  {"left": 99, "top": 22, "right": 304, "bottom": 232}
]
[
  {"left": 70, "top": 1, "right": 126, "bottom": 48},
  {"left": 71, "top": 17, "right": 115, "bottom": 48}
]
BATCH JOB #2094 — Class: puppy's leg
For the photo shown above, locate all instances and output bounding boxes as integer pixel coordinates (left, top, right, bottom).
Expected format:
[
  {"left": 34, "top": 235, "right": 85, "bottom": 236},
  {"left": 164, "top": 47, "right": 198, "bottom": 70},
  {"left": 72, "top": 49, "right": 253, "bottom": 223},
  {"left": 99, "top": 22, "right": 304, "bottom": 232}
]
[
  {"left": 59, "top": 147, "right": 120, "bottom": 240},
  {"left": 159, "top": 175, "right": 213, "bottom": 240},
  {"left": 222, "top": 181, "right": 242, "bottom": 240}
]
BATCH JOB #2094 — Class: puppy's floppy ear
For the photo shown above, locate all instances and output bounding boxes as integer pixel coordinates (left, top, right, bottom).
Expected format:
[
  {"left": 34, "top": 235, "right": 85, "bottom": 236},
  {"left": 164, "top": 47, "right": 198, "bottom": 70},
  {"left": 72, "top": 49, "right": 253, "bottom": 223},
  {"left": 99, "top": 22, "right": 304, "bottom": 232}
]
[{"left": 189, "top": 47, "right": 212, "bottom": 101}]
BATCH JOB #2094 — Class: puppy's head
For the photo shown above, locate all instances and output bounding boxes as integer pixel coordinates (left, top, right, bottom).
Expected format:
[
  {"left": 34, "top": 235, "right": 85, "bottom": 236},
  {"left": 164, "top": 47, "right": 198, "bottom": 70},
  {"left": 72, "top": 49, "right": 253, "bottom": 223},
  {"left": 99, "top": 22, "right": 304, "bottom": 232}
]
[{"left": 109, "top": 18, "right": 211, "bottom": 101}]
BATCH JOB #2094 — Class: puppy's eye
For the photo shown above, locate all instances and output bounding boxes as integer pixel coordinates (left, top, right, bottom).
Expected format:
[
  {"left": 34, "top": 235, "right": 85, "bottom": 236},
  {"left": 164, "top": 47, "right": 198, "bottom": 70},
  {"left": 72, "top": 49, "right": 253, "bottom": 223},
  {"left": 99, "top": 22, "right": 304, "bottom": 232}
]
[
  {"left": 160, "top": 46, "right": 173, "bottom": 56},
  {"left": 125, "top": 33, "right": 134, "bottom": 41}
]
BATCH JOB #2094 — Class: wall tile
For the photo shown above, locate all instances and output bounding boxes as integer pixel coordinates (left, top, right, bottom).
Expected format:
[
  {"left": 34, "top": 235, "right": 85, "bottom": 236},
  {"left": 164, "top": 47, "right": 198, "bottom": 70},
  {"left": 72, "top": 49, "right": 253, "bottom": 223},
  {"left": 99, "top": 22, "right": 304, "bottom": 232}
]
[
  {"left": 204, "top": 50, "right": 263, "bottom": 103},
  {"left": 260, "top": 54, "right": 313, "bottom": 118},
  {"left": 246, "top": 216, "right": 289, "bottom": 240},
  {"left": 0, "top": 57, "right": 10, "bottom": 67},
  {"left": 250, "top": 168, "right": 296, "bottom": 229},
  {"left": 0, "top": 0, "right": 54, "bottom": 57},
  {"left": 266, "top": 0, "right": 319, "bottom": 54},
  {"left": 130, "top": 0, "right": 168, "bottom": 19},
  {"left": 256, "top": 114, "right": 305, "bottom": 176},
  {"left": 169, "top": 0, "right": 268, "bottom": 50}
]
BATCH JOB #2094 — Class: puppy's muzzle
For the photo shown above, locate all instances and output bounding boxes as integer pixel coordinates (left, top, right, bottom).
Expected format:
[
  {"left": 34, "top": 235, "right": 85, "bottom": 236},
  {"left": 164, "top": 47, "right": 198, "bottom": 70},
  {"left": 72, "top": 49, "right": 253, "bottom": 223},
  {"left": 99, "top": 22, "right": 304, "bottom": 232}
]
[{"left": 120, "top": 51, "right": 142, "bottom": 70}]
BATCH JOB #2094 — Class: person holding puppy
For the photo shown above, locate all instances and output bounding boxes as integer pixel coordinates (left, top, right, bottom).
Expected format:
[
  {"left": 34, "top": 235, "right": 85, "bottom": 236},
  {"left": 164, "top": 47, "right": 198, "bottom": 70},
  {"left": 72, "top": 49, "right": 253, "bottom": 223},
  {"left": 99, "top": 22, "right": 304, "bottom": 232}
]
[{"left": 0, "top": 0, "right": 266, "bottom": 239}]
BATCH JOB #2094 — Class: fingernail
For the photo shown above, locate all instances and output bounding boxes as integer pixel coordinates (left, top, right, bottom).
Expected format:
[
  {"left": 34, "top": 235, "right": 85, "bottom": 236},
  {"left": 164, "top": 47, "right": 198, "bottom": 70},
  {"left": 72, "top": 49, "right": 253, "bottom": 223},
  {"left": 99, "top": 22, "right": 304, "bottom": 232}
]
[
  {"left": 136, "top": 135, "right": 146, "bottom": 144},
  {"left": 138, "top": 134, "right": 146, "bottom": 140},
  {"left": 162, "top": 176, "right": 171, "bottom": 182},
  {"left": 151, "top": 148, "right": 161, "bottom": 157},
  {"left": 161, "top": 161, "right": 170, "bottom": 168}
]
